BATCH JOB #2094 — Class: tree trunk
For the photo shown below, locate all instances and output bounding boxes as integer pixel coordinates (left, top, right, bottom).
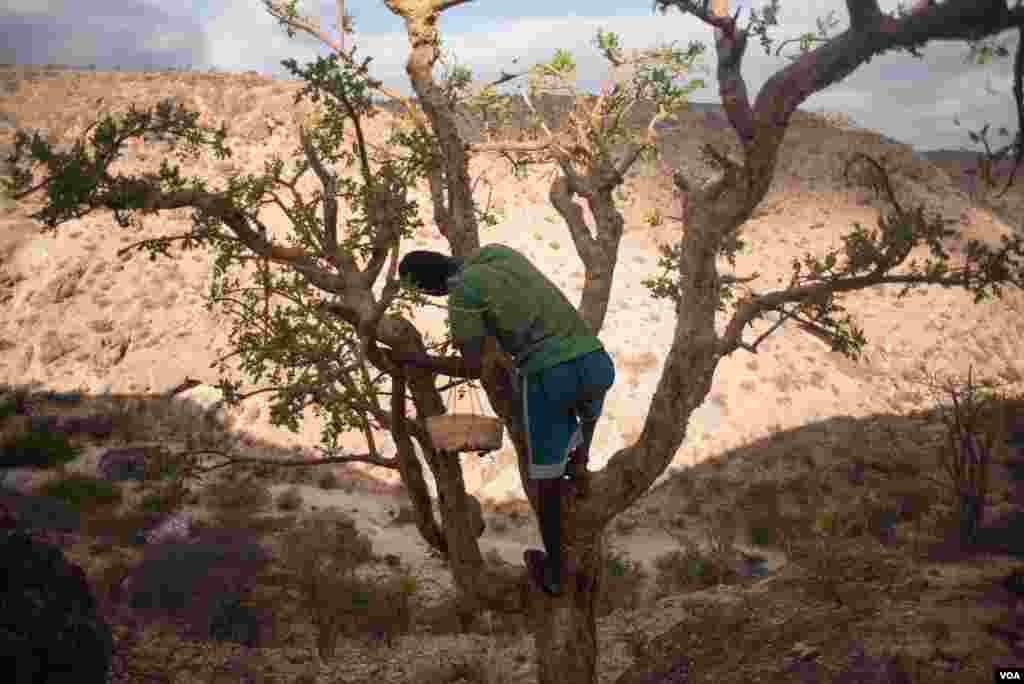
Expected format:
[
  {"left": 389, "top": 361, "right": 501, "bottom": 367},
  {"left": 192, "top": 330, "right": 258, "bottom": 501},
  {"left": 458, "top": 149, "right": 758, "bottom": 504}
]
[{"left": 532, "top": 522, "right": 605, "bottom": 684}]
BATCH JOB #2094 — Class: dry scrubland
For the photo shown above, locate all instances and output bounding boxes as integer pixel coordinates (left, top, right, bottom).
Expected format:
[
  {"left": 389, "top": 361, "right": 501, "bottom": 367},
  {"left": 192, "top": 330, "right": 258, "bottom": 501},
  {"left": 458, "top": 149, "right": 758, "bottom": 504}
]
[{"left": 1, "top": 65, "right": 1024, "bottom": 683}]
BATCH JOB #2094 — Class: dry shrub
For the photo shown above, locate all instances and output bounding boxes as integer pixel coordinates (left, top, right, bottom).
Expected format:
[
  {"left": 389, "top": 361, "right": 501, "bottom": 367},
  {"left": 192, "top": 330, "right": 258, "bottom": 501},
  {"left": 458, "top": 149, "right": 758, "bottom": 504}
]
[
  {"left": 390, "top": 504, "right": 417, "bottom": 526},
  {"left": 316, "top": 469, "right": 340, "bottom": 490},
  {"left": 415, "top": 597, "right": 467, "bottom": 635},
  {"left": 409, "top": 612, "right": 518, "bottom": 684},
  {"left": 203, "top": 475, "right": 272, "bottom": 518},
  {"left": 355, "top": 571, "right": 418, "bottom": 648},
  {"left": 926, "top": 366, "right": 1011, "bottom": 548},
  {"left": 598, "top": 539, "right": 650, "bottom": 617},
  {"left": 275, "top": 486, "right": 303, "bottom": 511},
  {"left": 651, "top": 508, "right": 743, "bottom": 599},
  {"left": 80, "top": 507, "right": 161, "bottom": 546},
  {"left": 409, "top": 652, "right": 517, "bottom": 684},
  {"left": 274, "top": 510, "right": 376, "bottom": 660}
]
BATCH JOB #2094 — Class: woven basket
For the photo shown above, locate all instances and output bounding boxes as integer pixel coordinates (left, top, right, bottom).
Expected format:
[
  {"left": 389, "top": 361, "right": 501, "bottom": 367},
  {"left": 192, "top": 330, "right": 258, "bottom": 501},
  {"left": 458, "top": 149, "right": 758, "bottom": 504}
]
[{"left": 426, "top": 413, "right": 504, "bottom": 453}]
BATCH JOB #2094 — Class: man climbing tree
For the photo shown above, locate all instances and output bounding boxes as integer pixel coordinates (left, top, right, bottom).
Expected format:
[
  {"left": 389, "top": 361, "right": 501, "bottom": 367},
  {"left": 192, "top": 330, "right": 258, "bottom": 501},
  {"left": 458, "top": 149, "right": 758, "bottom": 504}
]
[{"left": 393, "top": 245, "right": 616, "bottom": 595}]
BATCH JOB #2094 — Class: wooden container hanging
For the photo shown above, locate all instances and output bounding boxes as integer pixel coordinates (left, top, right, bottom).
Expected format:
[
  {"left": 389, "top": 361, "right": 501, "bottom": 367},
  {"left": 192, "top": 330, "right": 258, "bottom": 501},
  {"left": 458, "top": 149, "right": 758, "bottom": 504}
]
[{"left": 426, "top": 377, "right": 503, "bottom": 454}]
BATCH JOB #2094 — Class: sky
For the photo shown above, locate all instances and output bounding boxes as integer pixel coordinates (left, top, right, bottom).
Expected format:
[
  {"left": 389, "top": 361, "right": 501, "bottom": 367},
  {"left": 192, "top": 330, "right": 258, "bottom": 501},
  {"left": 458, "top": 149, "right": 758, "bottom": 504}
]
[{"left": 1, "top": 0, "right": 1020, "bottom": 152}]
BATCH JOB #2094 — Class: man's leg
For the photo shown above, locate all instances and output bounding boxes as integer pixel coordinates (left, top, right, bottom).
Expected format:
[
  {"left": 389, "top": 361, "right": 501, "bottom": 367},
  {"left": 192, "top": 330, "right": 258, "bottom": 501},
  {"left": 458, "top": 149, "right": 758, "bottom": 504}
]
[
  {"left": 565, "top": 348, "right": 616, "bottom": 496},
  {"left": 523, "top": 363, "right": 579, "bottom": 596},
  {"left": 565, "top": 416, "right": 599, "bottom": 496},
  {"left": 536, "top": 475, "right": 563, "bottom": 594}
]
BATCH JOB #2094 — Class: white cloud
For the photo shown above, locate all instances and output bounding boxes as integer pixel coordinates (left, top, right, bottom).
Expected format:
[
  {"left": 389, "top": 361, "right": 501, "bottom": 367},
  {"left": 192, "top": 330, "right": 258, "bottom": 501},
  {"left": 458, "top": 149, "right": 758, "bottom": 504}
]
[{"left": 2, "top": 0, "right": 1020, "bottom": 152}]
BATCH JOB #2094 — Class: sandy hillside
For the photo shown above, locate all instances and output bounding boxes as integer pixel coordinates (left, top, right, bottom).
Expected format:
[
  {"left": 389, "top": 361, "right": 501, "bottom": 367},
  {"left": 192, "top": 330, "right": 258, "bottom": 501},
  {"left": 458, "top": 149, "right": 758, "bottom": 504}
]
[{"left": 1, "top": 66, "right": 1022, "bottom": 503}]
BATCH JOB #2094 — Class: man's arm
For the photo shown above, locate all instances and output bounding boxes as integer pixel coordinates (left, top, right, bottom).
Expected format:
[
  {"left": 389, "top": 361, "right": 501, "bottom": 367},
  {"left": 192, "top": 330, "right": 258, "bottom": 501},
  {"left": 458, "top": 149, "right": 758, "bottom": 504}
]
[
  {"left": 387, "top": 337, "right": 484, "bottom": 378},
  {"left": 455, "top": 337, "right": 484, "bottom": 376}
]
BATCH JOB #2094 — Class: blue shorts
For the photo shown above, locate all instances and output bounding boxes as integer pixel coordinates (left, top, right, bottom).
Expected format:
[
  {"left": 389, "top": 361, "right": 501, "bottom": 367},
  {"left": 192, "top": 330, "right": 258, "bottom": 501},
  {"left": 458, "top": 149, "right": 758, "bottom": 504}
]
[{"left": 520, "top": 348, "right": 615, "bottom": 480}]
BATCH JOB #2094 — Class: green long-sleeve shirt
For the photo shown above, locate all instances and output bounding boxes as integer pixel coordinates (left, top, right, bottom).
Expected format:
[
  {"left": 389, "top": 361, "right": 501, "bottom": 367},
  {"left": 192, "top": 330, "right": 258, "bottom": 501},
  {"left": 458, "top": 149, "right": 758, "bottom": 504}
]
[{"left": 446, "top": 244, "right": 603, "bottom": 377}]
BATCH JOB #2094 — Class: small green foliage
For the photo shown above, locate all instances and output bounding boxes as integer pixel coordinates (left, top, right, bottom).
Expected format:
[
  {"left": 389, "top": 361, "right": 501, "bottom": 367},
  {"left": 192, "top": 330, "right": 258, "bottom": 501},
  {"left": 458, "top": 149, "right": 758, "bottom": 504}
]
[
  {"left": 0, "top": 396, "right": 19, "bottom": 421},
  {"left": 137, "top": 482, "right": 189, "bottom": 514},
  {"left": 0, "top": 430, "right": 82, "bottom": 469},
  {"left": 652, "top": 544, "right": 737, "bottom": 596},
  {"left": 598, "top": 543, "right": 649, "bottom": 616},
  {"left": 37, "top": 473, "right": 122, "bottom": 511},
  {"left": 748, "top": 525, "right": 776, "bottom": 547}
]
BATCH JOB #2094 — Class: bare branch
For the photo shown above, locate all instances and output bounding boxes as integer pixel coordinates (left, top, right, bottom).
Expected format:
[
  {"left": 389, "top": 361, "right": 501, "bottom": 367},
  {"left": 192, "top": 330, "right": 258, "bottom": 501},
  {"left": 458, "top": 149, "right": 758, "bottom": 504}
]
[
  {"left": 486, "top": 69, "right": 526, "bottom": 89},
  {"left": 336, "top": 0, "right": 346, "bottom": 53},
  {"left": 298, "top": 125, "right": 339, "bottom": 258},
  {"left": 184, "top": 448, "right": 398, "bottom": 474},
  {"left": 263, "top": 0, "right": 427, "bottom": 131},
  {"left": 434, "top": 0, "right": 473, "bottom": 11},
  {"left": 469, "top": 139, "right": 553, "bottom": 154}
]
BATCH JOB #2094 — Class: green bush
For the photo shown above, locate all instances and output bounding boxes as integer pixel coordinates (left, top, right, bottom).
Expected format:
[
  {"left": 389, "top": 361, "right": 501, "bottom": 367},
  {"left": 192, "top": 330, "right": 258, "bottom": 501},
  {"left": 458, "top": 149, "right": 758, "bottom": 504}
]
[
  {"left": 37, "top": 473, "right": 122, "bottom": 511},
  {"left": 748, "top": 524, "right": 776, "bottom": 547},
  {"left": 0, "top": 396, "right": 19, "bottom": 421},
  {"left": 1, "top": 430, "right": 82, "bottom": 469}
]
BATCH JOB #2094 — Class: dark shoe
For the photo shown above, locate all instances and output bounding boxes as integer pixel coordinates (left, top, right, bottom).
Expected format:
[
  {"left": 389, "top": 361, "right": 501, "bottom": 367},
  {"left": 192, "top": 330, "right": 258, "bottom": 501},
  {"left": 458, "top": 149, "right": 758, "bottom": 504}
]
[{"left": 524, "top": 548, "right": 561, "bottom": 596}]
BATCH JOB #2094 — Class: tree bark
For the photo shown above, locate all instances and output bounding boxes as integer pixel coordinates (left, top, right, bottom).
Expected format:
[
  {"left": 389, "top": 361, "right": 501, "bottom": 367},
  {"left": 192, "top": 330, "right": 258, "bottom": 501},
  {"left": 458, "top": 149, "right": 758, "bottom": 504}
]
[{"left": 532, "top": 532, "right": 605, "bottom": 683}]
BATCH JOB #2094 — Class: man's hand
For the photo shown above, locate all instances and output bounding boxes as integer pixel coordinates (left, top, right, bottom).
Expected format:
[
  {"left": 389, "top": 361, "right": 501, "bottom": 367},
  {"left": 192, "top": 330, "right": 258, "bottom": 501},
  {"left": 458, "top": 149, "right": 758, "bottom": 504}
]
[
  {"left": 386, "top": 348, "right": 438, "bottom": 371},
  {"left": 384, "top": 347, "right": 481, "bottom": 378}
]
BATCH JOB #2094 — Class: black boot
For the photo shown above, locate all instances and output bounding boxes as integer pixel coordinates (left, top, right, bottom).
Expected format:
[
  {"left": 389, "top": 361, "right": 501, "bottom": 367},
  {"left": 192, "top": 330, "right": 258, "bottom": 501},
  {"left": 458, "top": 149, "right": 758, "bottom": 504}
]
[{"left": 536, "top": 477, "right": 563, "bottom": 595}]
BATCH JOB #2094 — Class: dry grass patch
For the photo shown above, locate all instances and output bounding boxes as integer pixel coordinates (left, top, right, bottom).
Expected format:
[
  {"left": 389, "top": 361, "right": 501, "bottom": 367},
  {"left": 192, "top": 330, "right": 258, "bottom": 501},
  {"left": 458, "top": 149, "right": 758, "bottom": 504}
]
[
  {"left": 275, "top": 485, "right": 303, "bottom": 511},
  {"left": 203, "top": 475, "right": 272, "bottom": 520},
  {"left": 598, "top": 540, "right": 651, "bottom": 616},
  {"left": 408, "top": 646, "right": 519, "bottom": 684}
]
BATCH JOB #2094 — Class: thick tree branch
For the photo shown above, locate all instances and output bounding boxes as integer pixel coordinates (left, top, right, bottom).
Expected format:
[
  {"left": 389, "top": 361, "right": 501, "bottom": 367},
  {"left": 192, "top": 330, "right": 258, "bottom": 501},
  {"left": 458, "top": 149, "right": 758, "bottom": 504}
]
[
  {"left": 846, "top": 0, "right": 883, "bottom": 32},
  {"left": 656, "top": 0, "right": 1016, "bottom": 202},
  {"left": 655, "top": 0, "right": 741, "bottom": 38},
  {"left": 298, "top": 126, "right": 339, "bottom": 261},
  {"left": 390, "top": 365, "right": 449, "bottom": 556},
  {"left": 656, "top": 1, "right": 755, "bottom": 144},
  {"left": 753, "top": 0, "right": 1012, "bottom": 145},
  {"left": 995, "top": 25, "right": 1024, "bottom": 198},
  {"left": 717, "top": 268, "right": 1020, "bottom": 357}
]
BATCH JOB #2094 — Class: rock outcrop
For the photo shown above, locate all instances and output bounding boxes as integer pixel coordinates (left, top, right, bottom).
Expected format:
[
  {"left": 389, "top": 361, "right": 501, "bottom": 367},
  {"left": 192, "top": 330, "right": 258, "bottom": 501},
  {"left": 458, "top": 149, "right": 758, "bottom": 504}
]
[{"left": 0, "top": 530, "right": 114, "bottom": 684}]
